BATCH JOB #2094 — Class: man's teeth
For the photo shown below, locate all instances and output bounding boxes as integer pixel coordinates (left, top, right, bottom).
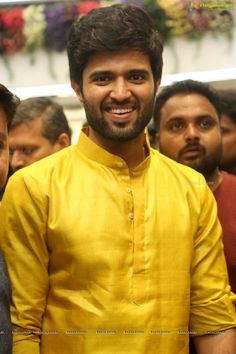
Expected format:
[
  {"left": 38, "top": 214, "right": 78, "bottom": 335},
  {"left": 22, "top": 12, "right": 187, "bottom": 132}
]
[{"left": 110, "top": 108, "right": 133, "bottom": 114}]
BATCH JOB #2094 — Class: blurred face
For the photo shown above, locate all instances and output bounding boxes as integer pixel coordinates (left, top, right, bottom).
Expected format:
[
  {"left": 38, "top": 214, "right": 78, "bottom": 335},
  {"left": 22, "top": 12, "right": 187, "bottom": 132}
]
[
  {"left": 72, "top": 49, "right": 159, "bottom": 149},
  {"left": 158, "top": 93, "right": 222, "bottom": 178},
  {"left": 220, "top": 114, "right": 236, "bottom": 173},
  {"left": 0, "top": 106, "right": 9, "bottom": 190},
  {"left": 9, "top": 118, "right": 61, "bottom": 172}
]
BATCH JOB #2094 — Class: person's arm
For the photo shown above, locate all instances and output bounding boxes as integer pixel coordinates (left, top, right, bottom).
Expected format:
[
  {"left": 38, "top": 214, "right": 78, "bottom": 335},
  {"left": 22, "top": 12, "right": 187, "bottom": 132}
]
[
  {"left": 0, "top": 172, "right": 49, "bottom": 354},
  {"left": 189, "top": 175, "right": 236, "bottom": 340},
  {"left": 193, "top": 329, "right": 236, "bottom": 353}
]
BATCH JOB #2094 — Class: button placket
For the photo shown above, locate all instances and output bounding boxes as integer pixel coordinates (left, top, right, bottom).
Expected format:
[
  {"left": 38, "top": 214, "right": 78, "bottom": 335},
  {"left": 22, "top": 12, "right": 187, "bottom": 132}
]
[
  {"left": 128, "top": 212, "right": 134, "bottom": 220},
  {"left": 126, "top": 187, "right": 132, "bottom": 193}
]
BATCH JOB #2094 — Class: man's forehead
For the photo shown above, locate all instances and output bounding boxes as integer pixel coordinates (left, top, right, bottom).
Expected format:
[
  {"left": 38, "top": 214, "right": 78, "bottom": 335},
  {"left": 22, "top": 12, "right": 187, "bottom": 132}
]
[
  {"left": 84, "top": 49, "right": 151, "bottom": 72},
  {"left": 160, "top": 93, "right": 218, "bottom": 120},
  {"left": 9, "top": 118, "right": 43, "bottom": 134}
]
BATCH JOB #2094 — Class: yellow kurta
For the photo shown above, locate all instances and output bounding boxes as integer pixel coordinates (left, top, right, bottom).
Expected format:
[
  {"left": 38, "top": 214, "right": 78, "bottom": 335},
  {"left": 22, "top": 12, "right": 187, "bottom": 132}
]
[{"left": 0, "top": 130, "right": 235, "bottom": 354}]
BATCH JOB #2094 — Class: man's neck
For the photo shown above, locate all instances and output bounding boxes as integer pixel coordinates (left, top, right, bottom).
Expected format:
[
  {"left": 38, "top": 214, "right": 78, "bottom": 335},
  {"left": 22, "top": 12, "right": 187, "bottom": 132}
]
[{"left": 205, "top": 168, "right": 222, "bottom": 191}]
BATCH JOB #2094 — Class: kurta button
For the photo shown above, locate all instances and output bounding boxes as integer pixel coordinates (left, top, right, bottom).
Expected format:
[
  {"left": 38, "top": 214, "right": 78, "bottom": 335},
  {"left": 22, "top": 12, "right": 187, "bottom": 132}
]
[
  {"left": 128, "top": 213, "right": 134, "bottom": 220},
  {"left": 126, "top": 187, "right": 132, "bottom": 193},
  {"left": 117, "top": 161, "right": 124, "bottom": 168}
]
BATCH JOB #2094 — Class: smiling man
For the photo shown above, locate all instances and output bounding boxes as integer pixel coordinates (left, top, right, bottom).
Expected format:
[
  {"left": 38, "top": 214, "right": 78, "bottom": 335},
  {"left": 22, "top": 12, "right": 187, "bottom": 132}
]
[{"left": 1, "top": 6, "right": 236, "bottom": 354}]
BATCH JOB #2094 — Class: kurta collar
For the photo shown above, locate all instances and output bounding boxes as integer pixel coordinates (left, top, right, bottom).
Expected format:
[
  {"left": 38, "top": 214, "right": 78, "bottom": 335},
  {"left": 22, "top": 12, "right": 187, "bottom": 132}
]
[{"left": 76, "top": 128, "right": 151, "bottom": 172}]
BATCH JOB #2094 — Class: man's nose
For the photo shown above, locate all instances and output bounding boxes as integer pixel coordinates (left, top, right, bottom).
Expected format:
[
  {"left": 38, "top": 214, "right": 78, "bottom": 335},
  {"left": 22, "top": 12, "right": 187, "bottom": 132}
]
[
  {"left": 109, "top": 78, "right": 132, "bottom": 101},
  {"left": 184, "top": 124, "right": 200, "bottom": 141},
  {"left": 10, "top": 151, "right": 26, "bottom": 172}
]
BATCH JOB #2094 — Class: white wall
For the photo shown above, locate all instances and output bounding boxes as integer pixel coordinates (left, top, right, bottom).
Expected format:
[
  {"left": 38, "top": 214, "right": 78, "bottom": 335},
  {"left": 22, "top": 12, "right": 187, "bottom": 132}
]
[{"left": 163, "top": 29, "right": 236, "bottom": 75}]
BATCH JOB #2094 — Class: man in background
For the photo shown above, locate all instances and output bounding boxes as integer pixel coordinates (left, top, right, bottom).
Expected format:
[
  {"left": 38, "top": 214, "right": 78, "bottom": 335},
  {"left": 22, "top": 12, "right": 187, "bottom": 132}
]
[
  {"left": 9, "top": 97, "right": 72, "bottom": 172},
  {"left": 0, "top": 83, "right": 19, "bottom": 354},
  {"left": 154, "top": 79, "right": 236, "bottom": 293},
  {"left": 217, "top": 89, "right": 236, "bottom": 175}
]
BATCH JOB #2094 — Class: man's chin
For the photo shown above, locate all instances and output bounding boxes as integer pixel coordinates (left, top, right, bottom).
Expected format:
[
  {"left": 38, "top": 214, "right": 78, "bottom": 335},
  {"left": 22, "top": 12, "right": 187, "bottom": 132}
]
[
  {"left": 102, "top": 124, "right": 144, "bottom": 142},
  {"left": 179, "top": 157, "right": 203, "bottom": 171}
]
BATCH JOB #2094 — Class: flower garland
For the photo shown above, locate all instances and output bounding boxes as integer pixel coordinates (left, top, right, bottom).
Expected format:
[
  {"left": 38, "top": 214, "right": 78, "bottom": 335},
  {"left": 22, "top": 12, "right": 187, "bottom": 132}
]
[
  {"left": 0, "top": 7, "right": 24, "bottom": 55},
  {"left": 23, "top": 5, "right": 47, "bottom": 55},
  {"left": 0, "top": 1, "right": 100, "bottom": 56},
  {"left": 44, "top": 3, "right": 77, "bottom": 52},
  {"left": 0, "top": 0, "right": 234, "bottom": 57},
  {"left": 156, "top": 0, "right": 234, "bottom": 41}
]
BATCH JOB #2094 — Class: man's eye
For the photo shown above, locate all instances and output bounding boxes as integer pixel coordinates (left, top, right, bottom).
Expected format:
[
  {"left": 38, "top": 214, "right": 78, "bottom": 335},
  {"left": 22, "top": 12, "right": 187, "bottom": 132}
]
[
  {"left": 130, "top": 74, "right": 144, "bottom": 81},
  {"left": 169, "top": 121, "right": 184, "bottom": 131},
  {"left": 22, "top": 147, "right": 35, "bottom": 155},
  {"left": 94, "top": 75, "right": 111, "bottom": 84},
  {"left": 199, "top": 118, "right": 212, "bottom": 129},
  {"left": 9, "top": 147, "right": 36, "bottom": 156}
]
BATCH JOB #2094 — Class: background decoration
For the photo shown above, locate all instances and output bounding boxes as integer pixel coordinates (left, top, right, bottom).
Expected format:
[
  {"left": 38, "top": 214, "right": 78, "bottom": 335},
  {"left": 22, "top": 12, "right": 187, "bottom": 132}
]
[
  {"left": 0, "top": 0, "right": 235, "bottom": 80},
  {"left": 0, "top": 0, "right": 234, "bottom": 55},
  {"left": 44, "top": 3, "right": 76, "bottom": 52},
  {"left": 0, "top": 7, "right": 24, "bottom": 54},
  {"left": 149, "top": 0, "right": 234, "bottom": 41},
  {"left": 23, "top": 5, "right": 47, "bottom": 60}
]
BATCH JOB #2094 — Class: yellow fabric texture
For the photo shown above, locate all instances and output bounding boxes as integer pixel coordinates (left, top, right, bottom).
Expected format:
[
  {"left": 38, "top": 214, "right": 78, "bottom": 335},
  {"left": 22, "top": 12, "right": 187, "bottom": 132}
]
[{"left": 0, "top": 130, "right": 236, "bottom": 354}]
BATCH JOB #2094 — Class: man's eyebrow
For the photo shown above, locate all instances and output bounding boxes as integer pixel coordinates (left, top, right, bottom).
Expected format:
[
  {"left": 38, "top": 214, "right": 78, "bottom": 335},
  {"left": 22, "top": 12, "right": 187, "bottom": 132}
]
[
  {"left": 129, "top": 69, "right": 149, "bottom": 74},
  {"left": 89, "top": 68, "right": 149, "bottom": 79},
  {"left": 166, "top": 114, "right": 216, "bottom": 122},
  {"left": 164, "top": 116, "right": 184, "bottom": 123},
  {"left": 0, "top": 132, "right": 7, "bottom": 141},
  {"left": 89, "top": 71, "right": 111, "bottom": 79}
]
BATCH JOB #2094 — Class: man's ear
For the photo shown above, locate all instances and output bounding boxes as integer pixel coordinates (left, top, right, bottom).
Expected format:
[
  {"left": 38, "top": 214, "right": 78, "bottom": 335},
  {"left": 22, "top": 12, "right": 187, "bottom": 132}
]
[
  {"left": 55, "top": 133, "right": 71, "bottom": 149},
  {"left": 71, "top": 80, "right": 83, "bottom": 104},
  {"left": 154, "top": 79, "right": 161, "bottom": 96}
]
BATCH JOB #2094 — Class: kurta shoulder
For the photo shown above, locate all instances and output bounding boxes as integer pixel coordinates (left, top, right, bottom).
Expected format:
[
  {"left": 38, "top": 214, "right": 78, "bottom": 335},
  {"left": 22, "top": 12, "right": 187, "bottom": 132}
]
[
  {"left": 17, "top": 144, "right": 77, "bottom": 176},
  {"left": 150, "top": 148, "right": 208, "bottom": 190},
  {"left": 7, "top": 144, "right": 79, "bottom": 187}
]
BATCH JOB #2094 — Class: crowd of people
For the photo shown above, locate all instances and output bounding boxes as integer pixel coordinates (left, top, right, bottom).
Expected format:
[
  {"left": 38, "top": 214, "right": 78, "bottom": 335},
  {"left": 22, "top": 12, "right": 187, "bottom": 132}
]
[{"left": 0, "top": 3, "right": 236, "bottom": 354}]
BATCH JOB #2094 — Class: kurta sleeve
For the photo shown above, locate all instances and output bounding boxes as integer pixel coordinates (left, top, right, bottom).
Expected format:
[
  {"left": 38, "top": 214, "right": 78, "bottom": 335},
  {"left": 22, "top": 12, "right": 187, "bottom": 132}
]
[
  {"left": 190, "top": 177, "right": 236, "bottom": 335},
  {"left": 0, "top": 172, "right": 49, "bottom": 354}
]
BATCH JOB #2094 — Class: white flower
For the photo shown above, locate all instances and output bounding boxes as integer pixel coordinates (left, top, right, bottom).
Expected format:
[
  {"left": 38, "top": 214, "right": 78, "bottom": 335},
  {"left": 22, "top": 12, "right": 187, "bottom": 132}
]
[{"left": 23, "top": 5, "right": 46, "bottom": 51}]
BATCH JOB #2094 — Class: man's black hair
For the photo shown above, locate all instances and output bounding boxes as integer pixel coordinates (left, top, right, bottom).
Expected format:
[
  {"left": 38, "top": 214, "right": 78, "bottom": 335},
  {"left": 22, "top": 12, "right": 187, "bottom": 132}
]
[
  {"left": 67, "top": 4, "right": 163, "bottom": 90},
  {"left": 0, "top": 84, "right": 20, "bottom": 129}
]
